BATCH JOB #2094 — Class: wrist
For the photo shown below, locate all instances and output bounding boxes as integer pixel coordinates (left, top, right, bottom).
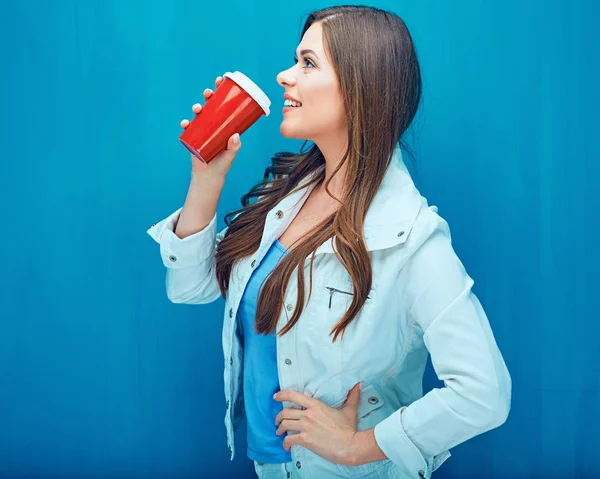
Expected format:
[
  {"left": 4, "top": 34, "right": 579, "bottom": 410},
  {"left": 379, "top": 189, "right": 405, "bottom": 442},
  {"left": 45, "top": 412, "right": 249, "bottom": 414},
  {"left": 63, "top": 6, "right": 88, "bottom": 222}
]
[
  {"left": 191, "top": 172, "right": 225, "bottom": 189},
  {"left": 347, "top": 429, "right": 388, "bottom": 466}
]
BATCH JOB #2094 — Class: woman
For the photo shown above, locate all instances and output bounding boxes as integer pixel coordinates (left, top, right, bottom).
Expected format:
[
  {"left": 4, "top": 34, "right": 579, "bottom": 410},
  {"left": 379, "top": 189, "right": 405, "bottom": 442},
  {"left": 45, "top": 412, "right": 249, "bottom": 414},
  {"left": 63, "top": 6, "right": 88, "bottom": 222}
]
[{"left": 147, "top": 5, "right": 512, "bottom": 479}]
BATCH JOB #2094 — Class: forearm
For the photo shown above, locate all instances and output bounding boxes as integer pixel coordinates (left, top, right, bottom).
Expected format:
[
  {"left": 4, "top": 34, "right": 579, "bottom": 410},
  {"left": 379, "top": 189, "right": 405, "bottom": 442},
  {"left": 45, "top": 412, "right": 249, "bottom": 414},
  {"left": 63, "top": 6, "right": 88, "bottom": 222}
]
[{"left": 175, "top": 173, "right": 225, "bottom": 239}]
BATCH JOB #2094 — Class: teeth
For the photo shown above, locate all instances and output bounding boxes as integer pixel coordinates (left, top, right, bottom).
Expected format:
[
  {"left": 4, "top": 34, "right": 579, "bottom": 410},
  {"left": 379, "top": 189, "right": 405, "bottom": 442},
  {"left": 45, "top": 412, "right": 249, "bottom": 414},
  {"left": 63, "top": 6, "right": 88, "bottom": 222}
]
[{"left": 284, "top": 99, "right": 302, "bottom": 107}]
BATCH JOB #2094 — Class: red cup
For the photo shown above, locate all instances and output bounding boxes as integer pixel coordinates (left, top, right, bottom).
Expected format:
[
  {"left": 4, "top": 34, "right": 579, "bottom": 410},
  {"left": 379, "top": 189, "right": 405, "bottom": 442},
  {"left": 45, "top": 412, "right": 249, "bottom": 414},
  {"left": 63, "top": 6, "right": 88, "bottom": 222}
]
[{"left": 179, "top": 71, "right": 271, "bottom": 164}]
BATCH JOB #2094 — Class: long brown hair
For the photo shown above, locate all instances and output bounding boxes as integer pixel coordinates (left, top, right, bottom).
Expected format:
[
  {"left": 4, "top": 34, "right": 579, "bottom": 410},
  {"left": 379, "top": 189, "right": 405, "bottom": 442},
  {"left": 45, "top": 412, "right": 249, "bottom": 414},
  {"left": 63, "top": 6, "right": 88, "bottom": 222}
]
[{"left": 216, "top": 6, "right": 422, "bottom": 343}]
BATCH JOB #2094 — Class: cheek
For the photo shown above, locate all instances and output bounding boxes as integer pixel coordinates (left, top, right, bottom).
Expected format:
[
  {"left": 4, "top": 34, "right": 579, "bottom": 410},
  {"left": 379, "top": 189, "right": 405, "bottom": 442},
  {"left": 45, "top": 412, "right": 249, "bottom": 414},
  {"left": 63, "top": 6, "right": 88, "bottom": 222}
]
[
  {"left": 314, "top": 83, "right": 345, "bottom": 121},
  {"left": 305, "top": 87, "right": 345, "bottom": 122},
  {"left": 310, "top": 98, "right": 345, "bottom": 130}
]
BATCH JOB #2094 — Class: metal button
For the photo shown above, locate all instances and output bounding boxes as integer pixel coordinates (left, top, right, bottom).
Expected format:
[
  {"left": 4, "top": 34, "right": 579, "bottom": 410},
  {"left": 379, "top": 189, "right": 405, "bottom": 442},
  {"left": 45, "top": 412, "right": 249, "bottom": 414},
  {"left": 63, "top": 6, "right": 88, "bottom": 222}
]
[
  {"left": 286, "top": 304, "right": 293, "bottom": 311},
  {"left": 287, "top": 473, "right": 290, "bottom": 478},
  {"left": 228, "top": 446, "right": 232, "bottom": 453},
  {"left": 368, "top": 396, "right": 379, "bottom": 405},
  {"left": 285, "top": 358, "right": 292, "bottom": 365},
  {"left": 275, "top": 210, "right": 284, "bottom": 219},
  {"left": 251, "top": 260, "right": 256, "bottom": 267},
  {"left": 229, "top": 308, "right": 233, "bottom": 318},
  {"left": 226, "top": 400, "right": 229, "bottom": 409},
  {"left": 229, "top": 357, "right": 233, "bottom": 365},
  {"left": 296, "top": 461, "right": 302, "bottom": 469},
  {"left": 168, "top": 255, "right": 177, "bottom": 262},
  {"left": 397, "top": 231, "right": 405, "bottom": 237},
  {"left": 418, "top": 470, "right": 425, "bottom": 478}
]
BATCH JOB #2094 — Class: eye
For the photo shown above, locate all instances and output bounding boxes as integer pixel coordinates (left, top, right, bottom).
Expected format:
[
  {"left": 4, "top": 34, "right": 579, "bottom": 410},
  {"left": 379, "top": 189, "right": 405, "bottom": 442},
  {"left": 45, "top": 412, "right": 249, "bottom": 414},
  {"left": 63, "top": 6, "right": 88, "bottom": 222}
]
[{"left": 293, "top": 56, "right": 315, "bottom": 69}]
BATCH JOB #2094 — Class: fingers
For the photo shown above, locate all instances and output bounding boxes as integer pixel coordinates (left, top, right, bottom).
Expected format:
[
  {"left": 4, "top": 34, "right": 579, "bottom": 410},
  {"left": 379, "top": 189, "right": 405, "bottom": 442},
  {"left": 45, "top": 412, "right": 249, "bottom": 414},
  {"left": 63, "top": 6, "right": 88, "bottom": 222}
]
[
  {"left": 275, "top": 407, "right": 304, "bottom": 426},
  {"left": 181, "top": 76, "right": 224, "bottom": 129},
  {"left": 181, "top": 103, "right": 201, "bottom": 129},
  {"left": 203, "top": 76, "right": 223, "bottom": 102}
]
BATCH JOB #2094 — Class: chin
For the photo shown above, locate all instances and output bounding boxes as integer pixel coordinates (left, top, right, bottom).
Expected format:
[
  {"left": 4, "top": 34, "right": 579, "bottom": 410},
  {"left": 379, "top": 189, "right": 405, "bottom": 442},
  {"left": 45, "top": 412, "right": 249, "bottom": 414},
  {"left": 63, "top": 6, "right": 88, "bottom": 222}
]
[{"left": 279, "top": 122, "right": 303, "bottom": 139}]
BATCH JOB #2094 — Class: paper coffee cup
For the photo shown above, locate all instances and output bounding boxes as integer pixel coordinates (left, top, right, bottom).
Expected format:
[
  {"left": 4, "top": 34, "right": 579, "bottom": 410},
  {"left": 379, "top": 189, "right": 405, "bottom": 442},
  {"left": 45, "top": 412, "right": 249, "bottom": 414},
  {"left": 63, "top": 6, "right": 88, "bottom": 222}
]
[{"left": 179, "top": 71, "right": 271, "bottom": 164}]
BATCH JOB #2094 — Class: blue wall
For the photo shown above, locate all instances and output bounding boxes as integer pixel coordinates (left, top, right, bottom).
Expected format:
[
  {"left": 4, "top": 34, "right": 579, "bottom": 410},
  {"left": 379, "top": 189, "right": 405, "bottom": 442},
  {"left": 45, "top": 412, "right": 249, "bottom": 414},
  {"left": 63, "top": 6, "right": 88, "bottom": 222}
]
[{"left": 1, "top": 1, "right": 597, "bottom": 478}]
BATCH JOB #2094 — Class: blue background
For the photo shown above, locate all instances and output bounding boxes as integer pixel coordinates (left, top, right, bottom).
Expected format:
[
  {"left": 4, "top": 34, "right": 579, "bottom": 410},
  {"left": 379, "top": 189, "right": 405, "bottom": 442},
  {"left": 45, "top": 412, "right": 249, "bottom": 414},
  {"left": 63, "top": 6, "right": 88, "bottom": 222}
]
[{"left": 1, "top": 1, "right": 598, "bottom": 478}]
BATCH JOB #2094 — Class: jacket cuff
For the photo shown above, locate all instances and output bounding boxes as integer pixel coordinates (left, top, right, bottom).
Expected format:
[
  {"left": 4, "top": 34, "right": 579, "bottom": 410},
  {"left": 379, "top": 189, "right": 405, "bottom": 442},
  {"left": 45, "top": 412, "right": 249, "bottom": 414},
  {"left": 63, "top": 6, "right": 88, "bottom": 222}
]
[
  {"left": 374, "top": 407, "right": 431, "bottom": 479},
  {"left": 146, "top": 208, "right": 218, "bottom": 269}
]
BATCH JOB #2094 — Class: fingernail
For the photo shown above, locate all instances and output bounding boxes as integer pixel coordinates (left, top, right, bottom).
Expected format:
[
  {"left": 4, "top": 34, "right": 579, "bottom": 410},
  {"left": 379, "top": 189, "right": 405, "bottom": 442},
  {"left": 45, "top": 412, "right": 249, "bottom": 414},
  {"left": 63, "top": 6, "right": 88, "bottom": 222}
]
[
  {"left": 359, "top": 381, "right": 364, "bottom": 391},
  {"left": 232, "top": 134, "right": 239, "bottom": 144}
]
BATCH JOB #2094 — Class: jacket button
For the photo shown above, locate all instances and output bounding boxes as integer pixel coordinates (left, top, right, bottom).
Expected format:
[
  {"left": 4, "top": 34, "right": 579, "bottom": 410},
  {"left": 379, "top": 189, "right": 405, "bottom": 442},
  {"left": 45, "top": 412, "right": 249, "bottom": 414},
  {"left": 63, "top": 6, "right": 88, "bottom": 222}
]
[
  {"left": 229, "top": 308, "right": 233, "bottom": 318},
  {"left": 251, "top": 260, "right": 256, "bottom": 267},
  {"left": 418, "top": 470, "right": 426, "bottom": 478},
  {"left": 275, "top": 210, "right": 284, "bottom": 219},
  {"left": 228, "top": 446, "right": 232, "bottom": 453},
  {"left": 397, "top": 231, "right": 405, "bottom": 237},
  {"left": 229, "top": 357, "right": 233, "bottom": 365},
  {"left": 368, "top": 396, "right": 379, "bottom": 405},
  {"left": 226, "top": 400, "right": 229, "bottom": 409},
  {"left": 285, "top": 358, "right": 292, "bottom": 365},
  {"left": 168, "top": 255, "right": 177, "bottom": 262},
  {"left": 296, "top": 461, "right": 302, "bottom": 469},
  {"left": 286, "top": 304, "right": 293, "bottom": 311}
]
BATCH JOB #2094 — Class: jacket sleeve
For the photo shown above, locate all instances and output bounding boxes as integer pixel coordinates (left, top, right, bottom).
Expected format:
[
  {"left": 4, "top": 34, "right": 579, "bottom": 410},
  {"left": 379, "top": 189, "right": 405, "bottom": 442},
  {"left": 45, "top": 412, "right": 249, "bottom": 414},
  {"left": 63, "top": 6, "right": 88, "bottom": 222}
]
[
  {"left": 373, "top": 217, "right": 512, "bottom": 478},
  {"left": 146, "top": 207, "right": 228, "bottom": 304}
]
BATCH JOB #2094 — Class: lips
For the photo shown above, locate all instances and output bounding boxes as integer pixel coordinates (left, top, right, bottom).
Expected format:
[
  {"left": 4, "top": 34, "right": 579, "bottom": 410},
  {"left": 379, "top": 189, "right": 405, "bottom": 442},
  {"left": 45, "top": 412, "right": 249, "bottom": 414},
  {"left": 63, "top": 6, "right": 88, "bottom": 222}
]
[{"left": 284, "top": 93, "right": 301, "bottom": 103}]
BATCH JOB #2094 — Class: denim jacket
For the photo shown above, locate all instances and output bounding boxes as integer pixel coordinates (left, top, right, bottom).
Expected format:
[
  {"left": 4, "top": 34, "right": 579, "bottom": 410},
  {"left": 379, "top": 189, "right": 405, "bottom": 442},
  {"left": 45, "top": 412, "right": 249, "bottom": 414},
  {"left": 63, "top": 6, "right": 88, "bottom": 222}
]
[{"left": 146, "top": 146, "right": 511, "bottom": 478}]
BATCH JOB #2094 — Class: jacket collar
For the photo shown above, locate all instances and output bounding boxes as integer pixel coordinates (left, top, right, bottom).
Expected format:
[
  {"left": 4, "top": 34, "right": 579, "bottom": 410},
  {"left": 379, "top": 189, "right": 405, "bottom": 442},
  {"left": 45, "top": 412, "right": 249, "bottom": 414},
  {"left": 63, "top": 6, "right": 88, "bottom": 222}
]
[{"left": 264, "top": 145, "right": 424, "bottom": 254}]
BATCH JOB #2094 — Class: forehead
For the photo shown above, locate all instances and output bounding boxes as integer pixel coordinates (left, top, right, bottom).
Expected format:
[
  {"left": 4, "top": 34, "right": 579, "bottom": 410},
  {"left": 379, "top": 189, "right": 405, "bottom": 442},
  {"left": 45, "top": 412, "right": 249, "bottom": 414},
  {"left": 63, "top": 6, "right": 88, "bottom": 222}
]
[{"left": 297, "top": 22, "right": 323, "bottom": 53}]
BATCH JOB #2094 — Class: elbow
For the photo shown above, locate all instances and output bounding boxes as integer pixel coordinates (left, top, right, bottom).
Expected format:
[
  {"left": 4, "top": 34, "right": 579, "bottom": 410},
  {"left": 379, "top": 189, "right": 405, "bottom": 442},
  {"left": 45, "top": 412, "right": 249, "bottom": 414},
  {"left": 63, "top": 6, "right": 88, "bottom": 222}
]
[
  {"left": 164, "top": 266, "right": 221, "bottom": 305},
  {"left": 166, "top": 285, "right": 187, "bottom": 303},
  {"left": 166, "top": 288, "right": 214, "bottom": 304},
  {"left": 480, "top": 377, "right": 512, "bottom": 430},
  {"left": 166, "top": 283, "right": 222, "bottom": 305},
  {"left": 486, "top": 395, "right": 510, "bottom": 430},
  {"left": 166, "top": 291, "right": 186, "bottom": 304}
]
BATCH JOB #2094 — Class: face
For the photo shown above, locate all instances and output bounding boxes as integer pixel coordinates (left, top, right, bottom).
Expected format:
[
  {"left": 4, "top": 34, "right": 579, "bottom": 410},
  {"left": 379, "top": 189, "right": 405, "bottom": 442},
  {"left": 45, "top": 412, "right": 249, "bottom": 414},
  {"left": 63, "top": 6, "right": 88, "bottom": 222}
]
[{"left": 276, "top": 22, "right": 346, "bottom": 142}]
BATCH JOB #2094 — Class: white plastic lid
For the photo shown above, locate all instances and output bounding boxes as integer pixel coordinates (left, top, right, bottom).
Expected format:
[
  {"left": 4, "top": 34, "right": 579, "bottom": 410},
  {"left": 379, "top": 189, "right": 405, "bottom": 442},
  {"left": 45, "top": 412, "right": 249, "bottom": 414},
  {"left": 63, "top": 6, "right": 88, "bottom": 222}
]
[{"left": 223, "top": 71, "right": 271, "bottom": 116}]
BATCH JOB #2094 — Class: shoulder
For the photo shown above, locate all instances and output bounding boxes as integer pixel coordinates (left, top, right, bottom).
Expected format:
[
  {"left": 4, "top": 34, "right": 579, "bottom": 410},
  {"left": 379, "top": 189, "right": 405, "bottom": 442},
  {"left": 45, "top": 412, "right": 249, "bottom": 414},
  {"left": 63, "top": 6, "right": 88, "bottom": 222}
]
[
  {"left": 401, "top": 197, "right": 454, "bottom": 263},
  {"left": 399, "top": 199, "right": 473, "bottom": 309}
]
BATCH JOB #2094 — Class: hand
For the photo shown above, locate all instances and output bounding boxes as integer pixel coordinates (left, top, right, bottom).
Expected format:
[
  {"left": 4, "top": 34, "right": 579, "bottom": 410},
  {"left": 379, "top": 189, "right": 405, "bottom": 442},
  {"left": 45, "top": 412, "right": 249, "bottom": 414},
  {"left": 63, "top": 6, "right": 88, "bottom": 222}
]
[
  {"left": 274, "top": 382, "right": 363, "bottom": 466},
  {"left": 180, "top": 75, "right": 242, "bottom": 179}
]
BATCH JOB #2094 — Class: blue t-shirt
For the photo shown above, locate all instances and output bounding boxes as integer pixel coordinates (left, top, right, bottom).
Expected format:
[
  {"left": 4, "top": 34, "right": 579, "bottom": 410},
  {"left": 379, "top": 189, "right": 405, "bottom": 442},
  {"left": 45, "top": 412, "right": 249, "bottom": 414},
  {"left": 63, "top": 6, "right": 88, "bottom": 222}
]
[{"left": 237, "top": 239, "right": 292, "bottom": 463}]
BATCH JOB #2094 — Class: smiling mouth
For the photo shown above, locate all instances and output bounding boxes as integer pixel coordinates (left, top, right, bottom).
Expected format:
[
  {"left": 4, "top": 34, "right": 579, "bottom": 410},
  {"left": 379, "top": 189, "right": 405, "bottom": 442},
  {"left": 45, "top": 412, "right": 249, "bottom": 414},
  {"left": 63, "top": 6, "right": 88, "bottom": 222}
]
[{"left": 283, "top": 105, "right": 302, "bottom": 113}]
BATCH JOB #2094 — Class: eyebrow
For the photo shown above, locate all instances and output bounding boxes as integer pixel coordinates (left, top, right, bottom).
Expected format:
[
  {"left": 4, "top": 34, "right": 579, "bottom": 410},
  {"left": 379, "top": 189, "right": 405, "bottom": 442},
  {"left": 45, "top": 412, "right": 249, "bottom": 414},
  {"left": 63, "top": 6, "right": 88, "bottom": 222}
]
[{"left": 295, "top": 48, "right": 319, "bottom": 59}]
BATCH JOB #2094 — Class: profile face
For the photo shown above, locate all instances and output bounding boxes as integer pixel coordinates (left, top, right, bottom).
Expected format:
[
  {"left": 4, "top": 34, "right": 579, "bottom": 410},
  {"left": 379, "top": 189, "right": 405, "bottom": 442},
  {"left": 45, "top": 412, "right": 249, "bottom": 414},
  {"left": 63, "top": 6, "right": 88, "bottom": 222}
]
[{"left": 276, "top": 22, "right": 346, "bottom": 142}]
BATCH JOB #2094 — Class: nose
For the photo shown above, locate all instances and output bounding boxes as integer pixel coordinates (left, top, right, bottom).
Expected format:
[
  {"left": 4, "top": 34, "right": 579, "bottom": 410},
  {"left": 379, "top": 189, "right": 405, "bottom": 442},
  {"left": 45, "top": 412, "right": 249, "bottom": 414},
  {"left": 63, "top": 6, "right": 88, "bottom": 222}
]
[{"left": 277, "top": 67, "right": 296, "bottom": 88}]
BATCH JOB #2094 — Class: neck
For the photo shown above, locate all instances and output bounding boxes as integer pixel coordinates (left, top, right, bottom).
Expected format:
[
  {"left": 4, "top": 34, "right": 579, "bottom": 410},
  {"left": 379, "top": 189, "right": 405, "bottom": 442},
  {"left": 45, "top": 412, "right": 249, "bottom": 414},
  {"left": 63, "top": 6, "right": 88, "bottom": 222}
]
[{"left": 313, "top": 134, "right": 348, "bottom": 200}]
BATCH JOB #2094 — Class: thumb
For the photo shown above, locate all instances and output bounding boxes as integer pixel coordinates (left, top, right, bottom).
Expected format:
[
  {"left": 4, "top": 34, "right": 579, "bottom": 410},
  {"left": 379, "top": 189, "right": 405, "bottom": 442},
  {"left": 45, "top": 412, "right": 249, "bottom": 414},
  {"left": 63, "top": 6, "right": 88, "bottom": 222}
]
[
  {"left": 212, "top": 133, "right": 241, "bottom": 168},
  {"left": 229, "top": 133, "right": 241, "bottom": 151},
  {"left": 343, "top": 381, "right": 363, "bottom": 410}
]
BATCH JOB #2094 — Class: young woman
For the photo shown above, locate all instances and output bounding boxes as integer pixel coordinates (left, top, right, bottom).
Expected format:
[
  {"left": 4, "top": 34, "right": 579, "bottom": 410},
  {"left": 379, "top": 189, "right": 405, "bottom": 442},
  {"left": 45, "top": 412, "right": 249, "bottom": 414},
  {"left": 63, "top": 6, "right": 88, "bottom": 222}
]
[{"left": 147, "top": 6, "right": 511, "bottom": 479}]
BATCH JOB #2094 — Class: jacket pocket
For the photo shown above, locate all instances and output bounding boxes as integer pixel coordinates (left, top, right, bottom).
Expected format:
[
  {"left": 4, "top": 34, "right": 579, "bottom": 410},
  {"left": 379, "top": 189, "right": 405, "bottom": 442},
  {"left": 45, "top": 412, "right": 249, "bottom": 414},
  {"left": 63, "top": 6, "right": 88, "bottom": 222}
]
[
  {"left": 324, "top": 284, "right": 376, "bottom": 310},
  {"left": 334, "top": 384, "right": 394, "bottom": 477},
  {"left": 325, "top": 286, "right": 373, "bottom": 309}
]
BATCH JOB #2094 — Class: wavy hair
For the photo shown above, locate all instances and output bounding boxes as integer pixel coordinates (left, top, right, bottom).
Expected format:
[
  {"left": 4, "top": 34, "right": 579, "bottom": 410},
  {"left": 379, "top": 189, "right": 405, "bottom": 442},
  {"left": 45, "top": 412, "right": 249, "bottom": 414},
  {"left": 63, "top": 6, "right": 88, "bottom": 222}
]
[{"left": 215, "top": 5, "right": 422, "bottom": 343}]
